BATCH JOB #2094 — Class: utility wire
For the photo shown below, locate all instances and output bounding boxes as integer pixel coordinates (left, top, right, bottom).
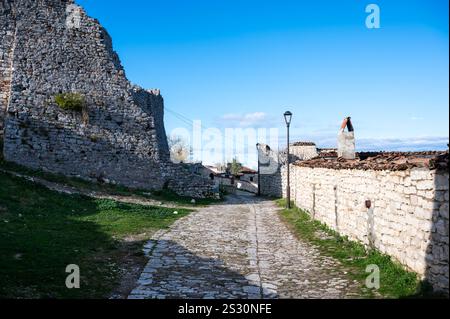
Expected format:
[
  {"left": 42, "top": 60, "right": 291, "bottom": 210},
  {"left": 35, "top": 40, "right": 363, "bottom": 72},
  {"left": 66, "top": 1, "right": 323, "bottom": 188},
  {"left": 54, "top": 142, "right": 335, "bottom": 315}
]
[
  {"left": 164, "top": 106, "right": 240, "bottom": 146},
  {"left": 164, "top": 106, "right": 259, "bottom": 162}
]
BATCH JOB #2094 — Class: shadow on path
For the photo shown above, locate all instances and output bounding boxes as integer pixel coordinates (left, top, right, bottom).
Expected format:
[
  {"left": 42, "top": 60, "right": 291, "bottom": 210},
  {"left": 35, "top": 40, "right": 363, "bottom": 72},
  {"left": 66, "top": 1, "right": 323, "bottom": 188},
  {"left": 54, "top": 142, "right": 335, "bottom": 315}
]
[{"left": 129, "top": 239, "right": 275, "bottom": 299}]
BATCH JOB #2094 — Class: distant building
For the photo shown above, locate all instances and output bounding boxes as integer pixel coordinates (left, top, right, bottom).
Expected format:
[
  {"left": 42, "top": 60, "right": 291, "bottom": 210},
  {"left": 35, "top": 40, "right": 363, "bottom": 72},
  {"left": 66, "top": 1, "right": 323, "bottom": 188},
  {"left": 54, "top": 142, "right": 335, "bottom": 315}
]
[
  {"left": 239, "top": 166, "right": 258, "bottom": 183},
  {"left": 200, "top": 163, "right": 258, "bottom": 194}
]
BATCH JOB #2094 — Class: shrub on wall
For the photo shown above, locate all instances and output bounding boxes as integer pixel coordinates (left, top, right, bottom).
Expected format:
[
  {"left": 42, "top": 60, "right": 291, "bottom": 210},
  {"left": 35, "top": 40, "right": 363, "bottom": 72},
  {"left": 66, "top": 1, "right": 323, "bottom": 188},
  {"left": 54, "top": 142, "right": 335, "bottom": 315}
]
[{"left": 54, "top": 93, "right": 85, "bottom": 112}]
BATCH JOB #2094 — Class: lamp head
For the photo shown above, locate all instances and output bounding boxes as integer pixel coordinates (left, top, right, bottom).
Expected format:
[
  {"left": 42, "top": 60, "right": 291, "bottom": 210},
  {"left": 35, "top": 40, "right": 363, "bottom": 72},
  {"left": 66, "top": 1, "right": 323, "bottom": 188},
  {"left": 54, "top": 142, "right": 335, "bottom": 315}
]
[{"left": 284, "top": 111, "right": 293, "bottom": 126}]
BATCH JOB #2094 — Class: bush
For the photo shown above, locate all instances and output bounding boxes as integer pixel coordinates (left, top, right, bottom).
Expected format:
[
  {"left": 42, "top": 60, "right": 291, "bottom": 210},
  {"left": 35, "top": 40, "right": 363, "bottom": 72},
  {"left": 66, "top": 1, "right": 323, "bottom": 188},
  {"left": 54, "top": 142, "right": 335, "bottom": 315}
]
[{"left": 54, "top": 93, "right": 85, "bottom": 112}]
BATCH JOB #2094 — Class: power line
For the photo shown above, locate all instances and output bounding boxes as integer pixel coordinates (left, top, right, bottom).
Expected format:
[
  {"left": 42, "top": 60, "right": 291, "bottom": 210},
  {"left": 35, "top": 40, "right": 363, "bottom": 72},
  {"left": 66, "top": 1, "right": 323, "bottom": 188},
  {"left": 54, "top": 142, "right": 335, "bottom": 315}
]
[
  {"left": 165, "top": 107, "right": 196, "bottom": 126},
  {"left": 165, "top": 109, "right": 193, "bottom": 128}
]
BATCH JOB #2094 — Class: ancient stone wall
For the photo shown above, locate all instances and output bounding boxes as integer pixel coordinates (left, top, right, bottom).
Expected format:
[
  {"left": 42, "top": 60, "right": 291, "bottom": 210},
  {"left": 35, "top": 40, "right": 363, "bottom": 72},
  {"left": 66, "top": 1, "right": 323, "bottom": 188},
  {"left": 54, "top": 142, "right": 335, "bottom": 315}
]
[
  {"left": 290, "top": 143, "right": 318, "bottom": 160},
  {"left": 258, "top": 142, "right": 449, "bottom": 293},
  {"left": 0, "top": 0, "right": 213, "bottom": 198},
  {"left": 288, "top": 164, "right": 449, "bottom": 294},
  {"left": 0, "top": 0, "right": 16, "bottom": 139},
  {"left": 257, "top": 143, "right": 283, "bottom": 197}
]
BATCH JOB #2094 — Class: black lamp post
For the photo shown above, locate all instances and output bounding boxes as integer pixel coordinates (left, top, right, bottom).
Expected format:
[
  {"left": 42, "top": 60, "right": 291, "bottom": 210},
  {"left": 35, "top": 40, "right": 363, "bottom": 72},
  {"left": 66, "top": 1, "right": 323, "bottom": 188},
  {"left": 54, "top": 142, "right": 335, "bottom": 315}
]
[{"left": 284, "top": 111, "right": 292, "bottom": 209}]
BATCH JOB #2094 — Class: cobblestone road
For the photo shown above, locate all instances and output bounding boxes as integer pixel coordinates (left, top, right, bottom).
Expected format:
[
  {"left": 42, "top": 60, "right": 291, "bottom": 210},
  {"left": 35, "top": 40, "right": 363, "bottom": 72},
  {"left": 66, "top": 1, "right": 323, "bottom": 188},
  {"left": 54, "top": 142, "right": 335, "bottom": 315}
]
[{"left": 128, "top": 192, "right": 363, "bottom": 299}]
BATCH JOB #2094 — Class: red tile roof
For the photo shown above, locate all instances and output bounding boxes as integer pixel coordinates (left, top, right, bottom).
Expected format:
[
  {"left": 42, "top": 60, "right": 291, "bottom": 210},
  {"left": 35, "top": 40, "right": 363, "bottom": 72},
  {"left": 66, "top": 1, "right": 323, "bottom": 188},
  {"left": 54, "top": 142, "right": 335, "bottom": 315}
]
[
  {"left": 240, "top": 166, "right": 257, "bottom": 174},
  {"left": 291, "top": 141, "right": 316, "bottom": 146},
  {"left": 294, "top": 151, "right": 448, "bottom": 171}
]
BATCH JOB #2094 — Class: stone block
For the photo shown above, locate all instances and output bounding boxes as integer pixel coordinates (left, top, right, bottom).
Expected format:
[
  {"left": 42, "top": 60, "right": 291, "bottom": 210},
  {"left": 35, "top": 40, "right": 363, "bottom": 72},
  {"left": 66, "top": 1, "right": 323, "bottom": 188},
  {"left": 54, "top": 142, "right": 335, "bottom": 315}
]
[
  {"left": 416, "top": 180, "right": 435, "bottom": 191},
  {"left": 435, "top": 174, "right": 449, "bottom": 191}
]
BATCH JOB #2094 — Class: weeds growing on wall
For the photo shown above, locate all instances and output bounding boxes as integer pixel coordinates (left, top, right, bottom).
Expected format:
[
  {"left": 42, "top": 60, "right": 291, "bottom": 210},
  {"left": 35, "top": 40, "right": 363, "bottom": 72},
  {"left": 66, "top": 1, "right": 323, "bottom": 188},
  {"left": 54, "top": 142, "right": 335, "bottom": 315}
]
[{"left": 54, "top": 92, "right": 85, "bottom": 112}]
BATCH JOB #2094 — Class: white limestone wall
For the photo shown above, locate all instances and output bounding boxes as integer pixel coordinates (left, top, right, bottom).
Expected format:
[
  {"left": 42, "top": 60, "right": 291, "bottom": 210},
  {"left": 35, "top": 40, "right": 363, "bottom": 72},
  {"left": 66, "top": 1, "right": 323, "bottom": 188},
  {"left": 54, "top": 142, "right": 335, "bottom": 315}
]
[
  {"left": 290, "top": 145, "right": 318, "bottom": 160},
  {"left": 215, "top": 176, "right": 258, "bottom": 194},
  {"left": 286, "top": 165, "right": 449, "bottom": 293}
]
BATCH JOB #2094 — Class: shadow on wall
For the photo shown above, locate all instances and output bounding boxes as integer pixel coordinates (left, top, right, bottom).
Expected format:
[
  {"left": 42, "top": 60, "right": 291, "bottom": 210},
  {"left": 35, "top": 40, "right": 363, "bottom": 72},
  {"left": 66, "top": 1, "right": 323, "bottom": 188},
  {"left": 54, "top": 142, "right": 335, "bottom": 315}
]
[
  {"left": 423, "top": 161, "right": 449, "bottom": 296},
  {"left": 131, "top": 239, "right": 275, "bottom": 299},
  {"left": 256, "top": 144, "right": 284, "bottom": 198},
  {"left": 2, "top": 112, "right": 212, "bottom": 198},
  {"left": 259, "top": 171, "right": 283, "bottom": 198},
  {"left": 3, "top": 114, "right": 165, "bottom": 187}
]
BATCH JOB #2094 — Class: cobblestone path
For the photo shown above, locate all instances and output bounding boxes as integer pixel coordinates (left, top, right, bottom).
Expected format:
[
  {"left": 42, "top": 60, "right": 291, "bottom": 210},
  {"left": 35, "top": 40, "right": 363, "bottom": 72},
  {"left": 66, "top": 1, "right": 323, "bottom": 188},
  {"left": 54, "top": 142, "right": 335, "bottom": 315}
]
[{"left": 128, "top": 192, "right": 363, "bottom": 299}]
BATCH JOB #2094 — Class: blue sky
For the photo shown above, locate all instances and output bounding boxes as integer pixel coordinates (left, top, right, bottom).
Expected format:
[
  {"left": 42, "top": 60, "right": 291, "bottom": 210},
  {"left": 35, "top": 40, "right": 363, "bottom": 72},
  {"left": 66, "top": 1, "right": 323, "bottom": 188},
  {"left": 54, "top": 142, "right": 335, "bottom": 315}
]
[{"left": 76, "top": 0, "right": 449, "bottom": 164}]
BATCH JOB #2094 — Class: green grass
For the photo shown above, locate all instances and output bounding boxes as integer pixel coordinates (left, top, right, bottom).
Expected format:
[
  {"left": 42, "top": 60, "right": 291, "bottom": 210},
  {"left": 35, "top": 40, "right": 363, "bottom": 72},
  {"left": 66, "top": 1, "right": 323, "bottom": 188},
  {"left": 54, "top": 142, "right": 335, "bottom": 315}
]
[
  {"left": 0, "top": 171, "right": 190, "bottom": 299},
  {"left": 149, "top": 188, "right": 221, "bottom": 206},
  {"left": 276, "top": 199, "right": 423, "bottom": 299},
  {"left": 0, "top": 159, "right": 132, "bottom": 194},
  {"left": 0, "top": 159, "right": 221, "bottom": 207}
]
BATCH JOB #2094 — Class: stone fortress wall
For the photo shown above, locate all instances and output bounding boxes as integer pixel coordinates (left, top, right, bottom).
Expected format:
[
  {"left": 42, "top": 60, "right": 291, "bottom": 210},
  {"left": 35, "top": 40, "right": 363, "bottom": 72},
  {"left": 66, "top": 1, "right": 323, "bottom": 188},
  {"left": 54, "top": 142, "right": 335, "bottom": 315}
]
[
  {"left": 258, "top": 143, "right": 449, "bottom": 294},
  {"left": 0, "top": 0, "right": 213, "bottom": 198},
  {"left": 0, "top": 0, "right": 16, "bottom": 139}
]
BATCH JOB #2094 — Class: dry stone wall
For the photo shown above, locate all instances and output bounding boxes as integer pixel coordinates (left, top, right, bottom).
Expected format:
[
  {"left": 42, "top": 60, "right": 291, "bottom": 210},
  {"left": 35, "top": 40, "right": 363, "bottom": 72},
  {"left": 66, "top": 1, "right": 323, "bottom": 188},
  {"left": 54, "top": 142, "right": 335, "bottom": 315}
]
[
  {"left": 0, "top": 0, "right": 213, "bottom": 198},
  {"left": 0, "top": 0, "right": 16, "bottom": 139},
  {"left": 257, "top": 143, "right": 283, "bottom": 197},
  {"left": 290, "top": 144, "right": 318, "bottom": 160},
  {"left": 258, "top": 142, "right": 449, "bottom": 293},
  {"left": 288, "top": 164, "right": 449, "bottom": 294}
]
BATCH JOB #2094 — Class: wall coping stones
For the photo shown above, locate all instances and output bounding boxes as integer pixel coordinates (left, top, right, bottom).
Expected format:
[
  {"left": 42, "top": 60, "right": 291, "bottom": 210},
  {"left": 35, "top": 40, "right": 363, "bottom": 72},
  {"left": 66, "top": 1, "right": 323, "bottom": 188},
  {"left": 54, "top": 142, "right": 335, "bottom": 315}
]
[{"left": 294, "top": 151, "right": 448, "bottom": 171}]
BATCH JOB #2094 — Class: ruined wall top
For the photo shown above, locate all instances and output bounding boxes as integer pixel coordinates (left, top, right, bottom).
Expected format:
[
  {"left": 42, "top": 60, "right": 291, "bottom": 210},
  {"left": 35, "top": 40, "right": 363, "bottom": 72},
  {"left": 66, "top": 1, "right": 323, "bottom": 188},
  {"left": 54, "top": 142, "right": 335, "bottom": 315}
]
[
  {"left": 1, "top": 0, "right": 183, "bottom": 190},
  {"left": 1, "top": 0, "right": 170, "bottom": 162}
]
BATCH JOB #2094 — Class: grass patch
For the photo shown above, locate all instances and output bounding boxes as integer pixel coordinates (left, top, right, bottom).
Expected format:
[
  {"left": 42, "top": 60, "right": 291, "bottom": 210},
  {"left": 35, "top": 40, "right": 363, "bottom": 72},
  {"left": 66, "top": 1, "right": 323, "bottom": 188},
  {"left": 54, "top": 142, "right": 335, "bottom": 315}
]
[
  {"left": 0, "top": 171, "right": 190, "bottom": 299},
  {"left": 0, "top": 159, "right": 130, "bottom": 194},
  {"left": 276, "top": 199, "right": 422, "bottom": 299},
  {"left": 0, "top": 159, "right": 221, "bottom": 207},
  {"left": 149, "top": 188, "right": 222, "bottom": 207}
]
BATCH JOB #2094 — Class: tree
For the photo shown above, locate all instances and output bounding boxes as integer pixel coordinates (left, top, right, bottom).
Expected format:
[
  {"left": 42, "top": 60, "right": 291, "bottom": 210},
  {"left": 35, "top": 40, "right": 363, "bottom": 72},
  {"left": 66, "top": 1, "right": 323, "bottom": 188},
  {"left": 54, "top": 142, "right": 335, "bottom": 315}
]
[
  {"left": 229, "top": 158, "right": 242, "bottom": 176},
  {"left": 168, "top": 135, "right": 191, "bottom": 164}
]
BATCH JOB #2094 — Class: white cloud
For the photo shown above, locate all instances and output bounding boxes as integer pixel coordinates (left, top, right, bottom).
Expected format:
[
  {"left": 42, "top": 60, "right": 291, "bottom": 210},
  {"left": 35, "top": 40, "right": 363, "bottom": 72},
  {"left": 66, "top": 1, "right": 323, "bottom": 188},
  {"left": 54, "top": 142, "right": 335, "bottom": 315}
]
[
  {"left": 282, "top": 135, "right": 449, "bottom": 152},
  {"left": 355, "top": 136, "right": 449, "bottom": 151},
  {"left": 218, "top": 112, "right": 276, "bottom": 128}
]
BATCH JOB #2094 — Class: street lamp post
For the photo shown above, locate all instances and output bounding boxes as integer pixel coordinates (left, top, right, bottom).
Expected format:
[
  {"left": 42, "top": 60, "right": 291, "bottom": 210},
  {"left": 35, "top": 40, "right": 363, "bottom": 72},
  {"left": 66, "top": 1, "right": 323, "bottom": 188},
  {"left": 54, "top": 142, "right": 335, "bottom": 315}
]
[
  {"left": 256, "top": 143, "right": 261, "bottom": 197},
  {"left": 284, "top": 111, "right": 292, "bottom": 209}
]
